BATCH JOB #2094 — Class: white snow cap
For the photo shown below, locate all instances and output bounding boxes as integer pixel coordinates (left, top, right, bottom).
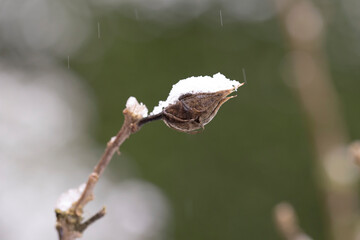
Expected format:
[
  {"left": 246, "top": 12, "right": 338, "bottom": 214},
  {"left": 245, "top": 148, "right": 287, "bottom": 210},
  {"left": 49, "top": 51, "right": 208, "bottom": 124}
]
[
  {"left": 151, "top": 73, "right": 243, "bottom": 115},
  {"left": 126, "top": 96, "right": 148, "bottom": 118},
  {"left": 56, "top": 183, "right": 86, "bottom": 211}
]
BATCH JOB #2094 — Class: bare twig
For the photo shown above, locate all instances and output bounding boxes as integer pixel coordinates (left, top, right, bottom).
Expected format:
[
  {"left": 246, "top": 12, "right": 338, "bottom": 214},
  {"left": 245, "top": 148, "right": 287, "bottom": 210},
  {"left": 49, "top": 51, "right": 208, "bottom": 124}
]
[
  {"left": 274, "top": 202, "right": 312, "bottom": 240},
  {"left": 72, "top": 108, "right": 139, "bottom": 215},
  {"left": 78, "top": 207, "right": 106, "bottom": 233},
  {"left": 55, "top": 102, "right": 161, "bottom": 240},
  {"left": 138, "top": 112, "right": 163, "bottom": 127}
]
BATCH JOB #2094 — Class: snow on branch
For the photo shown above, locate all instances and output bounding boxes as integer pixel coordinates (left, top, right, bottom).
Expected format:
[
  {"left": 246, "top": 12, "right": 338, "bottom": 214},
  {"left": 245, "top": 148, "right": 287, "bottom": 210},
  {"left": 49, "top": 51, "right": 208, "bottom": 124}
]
[{"left": 126, "top": 96, "right": 148, "bottom": 118}]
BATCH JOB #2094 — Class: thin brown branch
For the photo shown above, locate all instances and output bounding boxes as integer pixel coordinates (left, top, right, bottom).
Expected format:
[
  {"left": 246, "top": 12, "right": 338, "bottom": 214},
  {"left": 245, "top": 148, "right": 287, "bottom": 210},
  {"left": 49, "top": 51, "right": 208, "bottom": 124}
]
[
  {"left": 55, "top": 104, "right": 161, "bottom": 240},
  {"left": 71, "top": 109, "right": 138, "bottom": 215},
  {"left": 138, "top": 112, "right": 163, "bottom": 127},
  {"left": 78, "top": 207, "right": 106, "bottom": 233}
]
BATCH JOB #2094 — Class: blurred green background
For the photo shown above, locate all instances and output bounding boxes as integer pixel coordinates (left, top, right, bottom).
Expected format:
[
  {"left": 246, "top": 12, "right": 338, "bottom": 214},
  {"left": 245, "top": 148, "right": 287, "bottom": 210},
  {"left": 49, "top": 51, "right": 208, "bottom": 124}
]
[
  {"left": 1, "top": 0, "right": 360, "bottom": 239},
  {"left": 68, "top": 5, "right": 359, "bottom": 240}
]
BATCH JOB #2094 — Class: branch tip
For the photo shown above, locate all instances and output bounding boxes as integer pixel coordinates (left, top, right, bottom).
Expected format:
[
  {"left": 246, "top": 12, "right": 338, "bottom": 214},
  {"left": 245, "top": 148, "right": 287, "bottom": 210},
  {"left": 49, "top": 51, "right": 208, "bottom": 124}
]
[
  {"left": 55, "top": 98, "right": 157, "bottom": 240},
  {"left": 78, "top": 207, "right": 107, "bottom": 233}
]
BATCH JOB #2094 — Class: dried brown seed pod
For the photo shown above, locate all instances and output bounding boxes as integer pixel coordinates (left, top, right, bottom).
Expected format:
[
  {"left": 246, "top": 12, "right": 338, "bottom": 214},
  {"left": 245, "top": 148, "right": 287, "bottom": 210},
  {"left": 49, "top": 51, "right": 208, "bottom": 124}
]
[
  {"left": 140, "top": 73, "right": 244, "bottom": 133},
  {"left": 162, "top": 88, "right": 237, "bottom": 133}
]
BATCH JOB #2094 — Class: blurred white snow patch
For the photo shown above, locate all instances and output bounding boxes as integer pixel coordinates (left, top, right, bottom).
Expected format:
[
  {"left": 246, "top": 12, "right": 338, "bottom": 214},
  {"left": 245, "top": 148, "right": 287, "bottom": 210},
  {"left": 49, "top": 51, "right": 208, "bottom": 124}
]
[
  {"left": 0, "top": 0, "right": 279, "bottom": 60},
  {"left": 0, "top": 62, "right": 95, "bottom": 239},
  {"left": 0, "top": 62, "right": 93, "bottom": 154},
  {"left": 151, "top": 73, "right": 242, "bottom": 115},
  {"left": 56, "top": 183, "right": 86, "bottom": 211},
  {"left": 85, "top": 179, "right": 170, "bottom": 240},
  {"left": 126, "top": 96, "right": 148, "bottom": 118},
  {"left": 0, "top": 0, "right": 91, "bottom": 57}
]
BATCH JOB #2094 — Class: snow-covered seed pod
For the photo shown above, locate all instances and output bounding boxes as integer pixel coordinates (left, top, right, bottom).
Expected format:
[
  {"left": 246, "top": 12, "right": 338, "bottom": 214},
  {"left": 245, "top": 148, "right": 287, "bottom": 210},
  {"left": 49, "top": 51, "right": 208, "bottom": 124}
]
[
  {"left": 150, "top": 73, "right": 244, "bottom": 133},
  {"left": 162, "top": 88, "right": 237, "bottom": 133}
]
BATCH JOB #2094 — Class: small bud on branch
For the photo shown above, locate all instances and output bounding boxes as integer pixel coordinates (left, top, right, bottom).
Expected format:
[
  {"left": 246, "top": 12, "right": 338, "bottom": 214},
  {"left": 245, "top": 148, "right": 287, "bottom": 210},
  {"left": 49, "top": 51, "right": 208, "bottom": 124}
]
[
  {"left": 162, "top": 88, "right": 238, "bottom": 133},
  {"left": 150, "top": 73, "right": 244, "bottom": 133}
]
